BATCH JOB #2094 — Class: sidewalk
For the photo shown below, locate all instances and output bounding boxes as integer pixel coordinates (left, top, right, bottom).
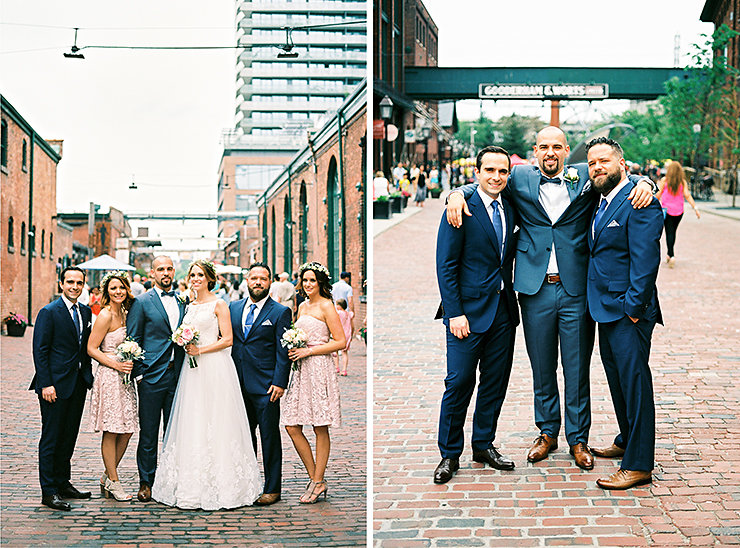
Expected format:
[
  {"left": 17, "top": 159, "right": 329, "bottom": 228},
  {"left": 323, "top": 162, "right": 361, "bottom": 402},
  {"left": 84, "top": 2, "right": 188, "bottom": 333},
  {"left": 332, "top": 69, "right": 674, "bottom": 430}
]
[
  {"left": 373, "top": 193, "right": 740, "bottom": 546},
  {"left": 695, "top": 190, "right": 740, "bottom": 221},
  {"left": 0, "top": 331, "right": 367, "bottom": 546}
]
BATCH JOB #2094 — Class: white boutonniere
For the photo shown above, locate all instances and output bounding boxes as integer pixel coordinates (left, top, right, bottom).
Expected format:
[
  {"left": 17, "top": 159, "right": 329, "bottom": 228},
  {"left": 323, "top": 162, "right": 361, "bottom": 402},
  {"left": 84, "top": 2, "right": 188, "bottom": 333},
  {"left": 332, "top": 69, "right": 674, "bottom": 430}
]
[
  {"left": 176, "top": 293, "right": 188, "bottom": 305},
  {"left": 579, "top": 180, "right": 592, "bottom": 196},
  {"left": 563, "top": 167, "right": 580, "bottom": 189}
]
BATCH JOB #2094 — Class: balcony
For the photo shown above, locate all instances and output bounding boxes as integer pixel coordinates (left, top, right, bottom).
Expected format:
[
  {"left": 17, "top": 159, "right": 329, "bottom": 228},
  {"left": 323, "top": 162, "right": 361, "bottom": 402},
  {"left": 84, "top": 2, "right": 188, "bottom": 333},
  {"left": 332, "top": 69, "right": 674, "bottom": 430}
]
[{"left": 240, "top": 65, "right": 365, "bottom": 79}]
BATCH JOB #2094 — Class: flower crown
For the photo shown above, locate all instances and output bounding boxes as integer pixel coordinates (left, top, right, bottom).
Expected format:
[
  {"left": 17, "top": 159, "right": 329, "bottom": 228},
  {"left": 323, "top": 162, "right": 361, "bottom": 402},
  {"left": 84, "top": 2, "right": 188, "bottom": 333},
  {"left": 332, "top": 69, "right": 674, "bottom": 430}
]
[
  {"left": 194, "top": 258, "right": 216, "bottom": 273},
  {"left": 100, "top": 270, "right": 130, "bottom": 289},
  {"left": 299, "top": 261, "right": 331, "bottom": 280}
]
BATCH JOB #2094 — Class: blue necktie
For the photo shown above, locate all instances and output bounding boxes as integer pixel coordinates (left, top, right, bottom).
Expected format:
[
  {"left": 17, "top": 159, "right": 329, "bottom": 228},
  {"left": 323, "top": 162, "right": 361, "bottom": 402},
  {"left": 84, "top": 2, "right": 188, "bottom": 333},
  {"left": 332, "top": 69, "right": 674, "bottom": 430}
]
[
  {"left": 593, "top": 199, "right": 608, "bottom": 233},
  {"left": 243, "top": 304, "right": 257, "bottom": 338},
  {"left": 71, "top": 304, "right": 81, "bottom": 343},
  {"left": 491, "top": 201, "right": 503, "bottom": 257},
  {"left": 540, "top": 176, "right": 561, "bottom": 185}
]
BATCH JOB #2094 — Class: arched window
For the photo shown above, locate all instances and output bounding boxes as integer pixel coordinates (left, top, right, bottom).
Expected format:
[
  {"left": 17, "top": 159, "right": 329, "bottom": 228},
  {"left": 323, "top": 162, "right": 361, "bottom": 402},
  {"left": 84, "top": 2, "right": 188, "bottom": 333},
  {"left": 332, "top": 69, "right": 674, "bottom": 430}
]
[
  {"left": 30, "top": 224, "right": 36, "bottom": 256},
  {"left": 299, "top": 181, "right": 308, "bottom": 264},
  {"left": 41, "top": 228, "right": 46, "bottom": 257},
  {"left": 283, "top": 196, "right": 292, "bottom": 274},
  {"left": 1, "top": 120, "right": 8, "bottom": 168},
  {"left": 326, "top": 156, "right": 342, "bottom": 278},
  {"left": 7, "top": 216, "right": 14, "bottom": 252},
  {"left": 20, "top": 221, "right": 26, "bottom": 254},
  {"left": 49, "top": 232, "right": 54, "bottom": 258},
  {"left": 22, "top": 139, "right": 28, "bottom": 171}
]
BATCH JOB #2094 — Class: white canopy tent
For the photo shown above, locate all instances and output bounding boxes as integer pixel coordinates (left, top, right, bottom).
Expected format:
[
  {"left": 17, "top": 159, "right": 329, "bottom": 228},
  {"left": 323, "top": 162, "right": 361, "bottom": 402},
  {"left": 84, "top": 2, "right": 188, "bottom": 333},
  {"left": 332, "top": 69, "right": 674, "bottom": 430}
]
[{"left": 76, "top": 254, "right": 136, "bottom": 271}]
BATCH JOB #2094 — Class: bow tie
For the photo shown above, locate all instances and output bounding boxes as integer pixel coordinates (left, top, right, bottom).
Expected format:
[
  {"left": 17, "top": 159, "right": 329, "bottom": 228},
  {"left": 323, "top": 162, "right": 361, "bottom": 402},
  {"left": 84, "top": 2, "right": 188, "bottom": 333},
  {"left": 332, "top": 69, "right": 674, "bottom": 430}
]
[
  {"left": 160, "top": 290, "right": 176, "bottom": 298},
  {"left": 540, "top": 176, "right": 561, "bottom": 185}
]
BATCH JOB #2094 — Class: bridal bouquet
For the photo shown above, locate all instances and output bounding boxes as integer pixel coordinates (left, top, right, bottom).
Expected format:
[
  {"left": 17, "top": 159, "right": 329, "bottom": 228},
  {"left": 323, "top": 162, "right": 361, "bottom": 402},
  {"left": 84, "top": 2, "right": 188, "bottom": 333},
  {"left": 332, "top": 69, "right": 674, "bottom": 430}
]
[
  {"left": 281, "top": 325, "right": 308, "bottom": 371},
  {"left": 115, "top": 338, "right": 145, "bottom": 385},
  {"left": 172, "top": 324, "right": 200, "bottom": 368}
]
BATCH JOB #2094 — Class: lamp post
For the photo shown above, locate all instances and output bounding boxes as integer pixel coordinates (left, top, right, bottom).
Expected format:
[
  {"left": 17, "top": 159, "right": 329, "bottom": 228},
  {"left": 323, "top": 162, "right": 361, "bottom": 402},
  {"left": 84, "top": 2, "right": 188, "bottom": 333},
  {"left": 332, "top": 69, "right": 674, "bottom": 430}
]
[
  {"left": 437, "top": 132, "right": 445, "bottom": 175},
  {"left": 421, "top": 123, "right": 432, "bottom": 168},
  {"left": 379, "top": 95, "right": 393, "bottom": 175},
  {"left": 692, "top": 123, "right": 701, "bottom": 195},
  {"left": 470, "top": 127, "right": 478, "bottom": 157}
]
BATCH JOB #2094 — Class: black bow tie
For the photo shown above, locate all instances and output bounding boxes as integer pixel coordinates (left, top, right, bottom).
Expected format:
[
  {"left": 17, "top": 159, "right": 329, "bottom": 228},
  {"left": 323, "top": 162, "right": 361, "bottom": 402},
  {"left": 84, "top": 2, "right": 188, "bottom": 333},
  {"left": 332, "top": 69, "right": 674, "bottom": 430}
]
[
  {"left": 161, "top": 290, "right": 176, "bottom": 298},
  {"left": 540, "top": 176, "right": 561, "bottom": 185}
]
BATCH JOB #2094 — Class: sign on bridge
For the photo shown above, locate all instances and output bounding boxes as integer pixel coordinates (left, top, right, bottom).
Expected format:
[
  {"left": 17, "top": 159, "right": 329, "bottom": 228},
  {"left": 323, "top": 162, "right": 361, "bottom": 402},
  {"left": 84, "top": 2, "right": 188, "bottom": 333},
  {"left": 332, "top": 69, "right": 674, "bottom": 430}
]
[{"left": 479, "top": 83, "right": 609, "bottom": 100}]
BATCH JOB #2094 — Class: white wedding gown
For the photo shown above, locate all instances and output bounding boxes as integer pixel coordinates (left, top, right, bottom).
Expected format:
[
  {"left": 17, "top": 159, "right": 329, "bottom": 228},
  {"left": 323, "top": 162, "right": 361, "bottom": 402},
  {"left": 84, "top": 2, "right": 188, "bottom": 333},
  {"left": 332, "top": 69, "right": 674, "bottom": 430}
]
[{"left": 152, "top": 300, "right": 261, "bottom": 510}]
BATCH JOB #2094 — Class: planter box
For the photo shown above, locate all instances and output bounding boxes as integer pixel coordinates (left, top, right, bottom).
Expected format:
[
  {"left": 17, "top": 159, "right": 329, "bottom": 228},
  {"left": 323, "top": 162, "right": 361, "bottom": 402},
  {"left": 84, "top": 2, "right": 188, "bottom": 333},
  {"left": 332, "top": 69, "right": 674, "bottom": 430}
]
[
  {"left": 390, "top": 196, "right": 403, "bottom": 214},
  {"left": 430, "top": 188, "right": 443, "bottom": 199},
  {"left": 401, "top": 195, "right": 409, "bottom": 208},
  {"left": 6, "top": 323, "right": 27, "bottom": 337},
  {"left": 373, "top": 200, "right": 392, "bottom": 219}
]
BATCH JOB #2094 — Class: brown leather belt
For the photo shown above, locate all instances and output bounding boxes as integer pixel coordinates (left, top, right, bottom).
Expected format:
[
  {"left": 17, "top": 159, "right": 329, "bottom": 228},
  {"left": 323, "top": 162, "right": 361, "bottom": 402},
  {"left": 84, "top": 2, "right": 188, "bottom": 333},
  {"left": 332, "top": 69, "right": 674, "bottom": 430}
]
[{"left": 545, "top": 274, "right": 561, "bottom": 284}]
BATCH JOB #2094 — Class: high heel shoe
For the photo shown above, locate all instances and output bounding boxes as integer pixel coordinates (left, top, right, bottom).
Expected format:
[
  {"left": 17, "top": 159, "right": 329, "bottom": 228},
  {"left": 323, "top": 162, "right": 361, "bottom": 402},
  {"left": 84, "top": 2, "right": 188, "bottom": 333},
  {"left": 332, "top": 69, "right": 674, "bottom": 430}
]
[
  {"left": 104, "top": 478, "right": 132, "bottom": 501},
  {"left": 100, "top": 473, "right": 108, "bottom": 497},
  {"left": 303, "top": 480, "right": 328, "bottom": 504},
  {"left": 299, "top": 480, "right": 316, "bottom": 503}
]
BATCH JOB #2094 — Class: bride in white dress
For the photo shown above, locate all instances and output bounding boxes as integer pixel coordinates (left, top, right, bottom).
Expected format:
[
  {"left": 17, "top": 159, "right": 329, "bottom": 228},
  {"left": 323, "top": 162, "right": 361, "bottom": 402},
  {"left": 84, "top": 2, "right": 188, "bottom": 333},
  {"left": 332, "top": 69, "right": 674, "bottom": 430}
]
[{"left": 152, "top": 260, "right": 261, "bottom": 510}]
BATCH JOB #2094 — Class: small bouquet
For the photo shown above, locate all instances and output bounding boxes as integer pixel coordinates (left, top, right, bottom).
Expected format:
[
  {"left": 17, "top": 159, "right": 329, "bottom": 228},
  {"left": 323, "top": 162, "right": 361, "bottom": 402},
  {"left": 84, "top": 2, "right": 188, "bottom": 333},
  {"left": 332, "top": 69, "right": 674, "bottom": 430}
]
[
  {"left": 280, "top": 325, "right": 308, "bottom": 371},
  {"left": 115, "top": 338, "right": 145, "bottom": 385},
  {"left": 172, "top": 324, "right": 200, "bottom": 368}
]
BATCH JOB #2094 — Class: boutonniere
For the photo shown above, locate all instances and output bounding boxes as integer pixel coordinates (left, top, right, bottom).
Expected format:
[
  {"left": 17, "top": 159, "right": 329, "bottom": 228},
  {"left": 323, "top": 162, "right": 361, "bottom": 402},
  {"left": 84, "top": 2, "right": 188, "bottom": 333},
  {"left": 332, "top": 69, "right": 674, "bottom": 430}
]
[
  {"left": 563, "top": 167, "right": 580, "bottom": 189},
  {"left": 579, "top": 180, "right": 592, "bottom": 196},
  {"left": 176, "top": 293, "right": 188, "bottom": 305}
]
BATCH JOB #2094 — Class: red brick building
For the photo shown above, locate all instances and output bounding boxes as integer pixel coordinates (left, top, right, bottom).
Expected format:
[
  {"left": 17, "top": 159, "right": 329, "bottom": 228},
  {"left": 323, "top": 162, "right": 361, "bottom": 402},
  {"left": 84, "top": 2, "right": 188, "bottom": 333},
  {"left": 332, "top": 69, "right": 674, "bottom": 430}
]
[
  {"left": 56, "top": 206, "right": 132, "bottom": 262},
  {"left": 701, "top": 0, "right": 740, "bottom": 68},
  {"left": 1, "top": 95, "right": 67, "bottom": 325},
  {"left": 258, "top": 80, "right": 367, "bottom": 324}
]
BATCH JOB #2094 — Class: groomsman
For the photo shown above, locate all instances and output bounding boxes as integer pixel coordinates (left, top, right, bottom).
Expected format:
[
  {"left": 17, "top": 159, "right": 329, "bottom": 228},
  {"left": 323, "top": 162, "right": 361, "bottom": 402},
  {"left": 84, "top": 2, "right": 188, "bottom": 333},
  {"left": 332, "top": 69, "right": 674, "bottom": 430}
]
[
  {"left": 585, "top": 137, "right": 663, "bottom": 489},
  {"left": 31, "top": 266, "right": 94, "bottom": 510},
  {"left": 434, "top": 146, "right": 520, "bottom": 483}
]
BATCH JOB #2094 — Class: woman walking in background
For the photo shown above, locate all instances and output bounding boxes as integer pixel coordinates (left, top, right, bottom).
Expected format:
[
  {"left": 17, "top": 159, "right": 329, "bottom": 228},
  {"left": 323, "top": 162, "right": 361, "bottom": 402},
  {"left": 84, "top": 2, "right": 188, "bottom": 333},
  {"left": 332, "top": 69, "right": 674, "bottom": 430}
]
[
  {"left": 87, "top": 272, "right": 138, "bottom": 501},
  {"left": 656, "top": 161, "right": 700, "bottom": 268}
]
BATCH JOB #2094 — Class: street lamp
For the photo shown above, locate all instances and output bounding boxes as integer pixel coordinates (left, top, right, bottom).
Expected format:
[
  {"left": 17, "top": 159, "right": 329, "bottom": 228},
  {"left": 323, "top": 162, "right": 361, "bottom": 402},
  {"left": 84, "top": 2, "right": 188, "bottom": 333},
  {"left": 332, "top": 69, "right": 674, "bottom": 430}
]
[
  {"left": 421, "top": 123, "right": 432, "bottom": 167},
  {"left": 379, "top": 96, "right": 393, "bottom": 175},
  {"left": 470, "top": 127, "right": 478, "bottom": 155},
  {"left": 437, "top": 131, "right": 445, "bottom": 175}
]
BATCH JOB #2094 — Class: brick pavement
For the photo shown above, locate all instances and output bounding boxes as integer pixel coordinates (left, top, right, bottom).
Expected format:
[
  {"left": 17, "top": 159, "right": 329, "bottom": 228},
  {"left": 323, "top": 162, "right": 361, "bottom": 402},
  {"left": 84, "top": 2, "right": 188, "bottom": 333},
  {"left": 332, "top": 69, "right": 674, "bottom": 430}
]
[
  {"left": 0, "top": 331, "right": 367, "bottom": 546},
  {"left": 373, "top": 194, "right": 740, "bottom": 546}
]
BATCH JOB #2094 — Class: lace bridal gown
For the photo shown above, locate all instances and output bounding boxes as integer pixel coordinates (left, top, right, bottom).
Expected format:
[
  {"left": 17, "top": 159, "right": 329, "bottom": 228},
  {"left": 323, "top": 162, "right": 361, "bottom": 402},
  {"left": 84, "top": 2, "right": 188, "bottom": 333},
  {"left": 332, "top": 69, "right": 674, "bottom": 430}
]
[{"left": 152, "top": 300, "right": 261, "bottom": 510}]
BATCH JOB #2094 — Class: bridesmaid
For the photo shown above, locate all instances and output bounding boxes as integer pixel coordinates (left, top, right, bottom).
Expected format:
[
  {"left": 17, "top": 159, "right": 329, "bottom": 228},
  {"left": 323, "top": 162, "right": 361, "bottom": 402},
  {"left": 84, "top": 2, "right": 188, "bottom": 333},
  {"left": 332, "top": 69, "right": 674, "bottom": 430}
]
[
  {"left": 281, "top": 262, "right": 346, "bottom": 504},
  {"left": 87, "top": 272, "right": 138, "bottom": 501}
]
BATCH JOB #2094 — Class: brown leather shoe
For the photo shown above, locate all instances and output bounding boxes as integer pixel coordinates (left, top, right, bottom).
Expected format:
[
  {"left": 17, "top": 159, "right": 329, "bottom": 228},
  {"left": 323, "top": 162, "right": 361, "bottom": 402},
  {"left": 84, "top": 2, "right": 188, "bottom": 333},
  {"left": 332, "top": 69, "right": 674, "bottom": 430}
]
[
  {"left": 591, "top": 443, "right": 626, "bottom": 458},
  {"left": 569, "top": 443, "right": 594, "bottom": 470},
  {"left": 137, "top": 484, "right": 151, "bottom": 502},
  {"left": 527, "top": 434, "right": 558, "bottom": 462},
  {"left": 596, "top": 469, "right": 652, "bottom": 490},
  {"left": 254, "top": 492, "right": 281, "bottom": 506}
]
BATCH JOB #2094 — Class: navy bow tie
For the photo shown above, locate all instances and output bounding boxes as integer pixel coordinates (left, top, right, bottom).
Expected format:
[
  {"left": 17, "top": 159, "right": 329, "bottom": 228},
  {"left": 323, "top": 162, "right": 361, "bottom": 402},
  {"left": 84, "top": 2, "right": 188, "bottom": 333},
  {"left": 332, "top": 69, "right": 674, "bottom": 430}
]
[
  {"left": 540, "top": 176, "right": 561, "bottom": 185},
  {"left": 161, "top": 290, "right": 176, "bottom": 298}
]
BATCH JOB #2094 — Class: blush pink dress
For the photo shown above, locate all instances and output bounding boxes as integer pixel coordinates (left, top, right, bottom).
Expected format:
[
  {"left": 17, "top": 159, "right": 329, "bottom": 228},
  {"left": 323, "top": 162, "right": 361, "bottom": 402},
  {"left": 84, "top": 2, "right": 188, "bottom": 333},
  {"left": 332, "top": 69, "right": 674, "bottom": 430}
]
[
  {"left": 89, "top": 327, "right": 138, "bottom": 433},
  {"left": 281, "top": 315, "right": 341, "bottom": 427}
]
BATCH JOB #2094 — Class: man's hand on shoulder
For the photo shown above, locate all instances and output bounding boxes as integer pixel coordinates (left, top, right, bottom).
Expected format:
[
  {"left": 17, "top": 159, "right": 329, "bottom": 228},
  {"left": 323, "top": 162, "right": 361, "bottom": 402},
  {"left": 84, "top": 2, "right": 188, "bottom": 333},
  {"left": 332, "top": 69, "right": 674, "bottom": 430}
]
[
  {"left": 628, "top": 178, "right": 656, "bottom": 209},
  {"left": 449, "top": 315, "right": 470, "bottom": 339},
  {"left": 446, "top": 191, "right": 471, "bottom": 228}
]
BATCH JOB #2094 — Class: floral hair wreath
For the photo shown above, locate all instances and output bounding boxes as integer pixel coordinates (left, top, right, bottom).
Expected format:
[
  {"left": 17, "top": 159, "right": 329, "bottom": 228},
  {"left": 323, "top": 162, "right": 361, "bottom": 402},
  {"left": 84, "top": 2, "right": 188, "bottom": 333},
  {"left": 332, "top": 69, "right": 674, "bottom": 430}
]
[
  {"left": 299, "top": 261, "right": 331, "bottom": 281},
  {"left": 100, "top": 270, "right": 130, "bottom": 289}
]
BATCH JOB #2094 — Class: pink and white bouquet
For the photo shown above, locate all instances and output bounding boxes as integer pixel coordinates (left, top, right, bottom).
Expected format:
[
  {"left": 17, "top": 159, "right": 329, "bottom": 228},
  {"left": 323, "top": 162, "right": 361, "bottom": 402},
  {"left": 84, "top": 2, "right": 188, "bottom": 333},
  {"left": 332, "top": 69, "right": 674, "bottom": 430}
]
[
  {"left": 115, "top": 338, "right": 145, "bottom": 385},
  {"left": 171, "top": 324, "right": 200, "bottom": 368},
  {"left": 281, "top": 325, "right": 308, "bottom": 371}
]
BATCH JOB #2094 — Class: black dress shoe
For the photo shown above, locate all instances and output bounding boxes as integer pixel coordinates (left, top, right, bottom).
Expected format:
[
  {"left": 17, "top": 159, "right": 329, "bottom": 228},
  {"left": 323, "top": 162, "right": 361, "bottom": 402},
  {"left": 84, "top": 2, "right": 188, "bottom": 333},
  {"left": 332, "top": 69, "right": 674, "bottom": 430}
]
[
  {"left": 433, "top": 458, "right": 459, "bottom": 484},
  {"left": 59, "top": 484, "right": 92, "bottom": 499},
  {"left": 41, "top": 494, "right": 71, "bottom": 511},
  {"left": 472, "top": 446, "right": 515, "bottom": 471}
]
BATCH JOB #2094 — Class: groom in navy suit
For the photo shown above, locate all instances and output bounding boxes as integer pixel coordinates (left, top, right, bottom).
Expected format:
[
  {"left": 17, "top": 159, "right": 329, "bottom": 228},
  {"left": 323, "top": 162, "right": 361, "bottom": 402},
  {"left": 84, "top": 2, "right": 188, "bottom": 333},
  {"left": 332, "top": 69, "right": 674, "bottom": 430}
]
[
  {"left": 127, "top": 255, "right": 186, "bottom": 502},
  {"left": 31, "top": 266, "right": 94, "bottom": 510},
  {"left": 434, "top": 146, "right": 520, "bottom": 483},
  {"left": 230, "top": 262, "right": 292, "bottom": 505},
  {"left": 585, "top": 137, "right": 663, "bottom": 490}
]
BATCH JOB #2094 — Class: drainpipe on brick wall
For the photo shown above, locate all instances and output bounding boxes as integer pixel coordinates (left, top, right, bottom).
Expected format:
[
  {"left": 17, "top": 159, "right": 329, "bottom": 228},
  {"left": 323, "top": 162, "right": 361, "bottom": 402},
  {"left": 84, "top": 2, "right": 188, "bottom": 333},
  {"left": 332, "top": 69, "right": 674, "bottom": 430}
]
[
  {"left": 337, "top": 106, "right": 346, "bottom": 271},
  {"left": 287, "top": 164, "right": 293, "bottom": 272},
  {"left": 27, "top": 132, "right": 34, "bottom": 324}
]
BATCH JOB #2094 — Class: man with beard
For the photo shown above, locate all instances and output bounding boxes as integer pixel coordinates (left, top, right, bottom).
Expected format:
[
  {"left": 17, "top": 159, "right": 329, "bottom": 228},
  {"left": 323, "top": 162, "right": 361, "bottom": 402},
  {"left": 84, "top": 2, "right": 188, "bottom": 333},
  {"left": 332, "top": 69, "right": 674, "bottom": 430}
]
[
  {"left": 446, "top": 127, "right": 654, "bottom": 471},
  {"left": 127, "top": 255, "right": 188, "bottom": 502},
  {"left": 229, "top": 263, "right": 292, "bottom": 505},
  {"left": 585, "top": 137, "right": 663, "bottom": 489}
]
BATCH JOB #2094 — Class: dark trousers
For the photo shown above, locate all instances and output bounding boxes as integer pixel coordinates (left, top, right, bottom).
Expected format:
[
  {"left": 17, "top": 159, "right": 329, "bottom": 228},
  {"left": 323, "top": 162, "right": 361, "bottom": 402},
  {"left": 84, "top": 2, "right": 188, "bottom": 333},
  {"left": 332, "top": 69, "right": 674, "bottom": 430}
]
[
  {"left": 663, "top": 213, "right": 683, "bottom": 257},
  {"left": 438, "top": 297, "right": 514, "bottom": 458},
  {"left": 38, "top": 376, "right": 87, "bottom": 496},
  {"left": 519, "top": 281, "right": 595, "bottom": 445},
  {"left": 242, "top": 389, "right": 282, "bottom": 494},
  {"left": 598, "top": 316, "right": 656, "bottom": 472},
  {"left": 136, "top": 365, "right": 178, "bottom": 486}
]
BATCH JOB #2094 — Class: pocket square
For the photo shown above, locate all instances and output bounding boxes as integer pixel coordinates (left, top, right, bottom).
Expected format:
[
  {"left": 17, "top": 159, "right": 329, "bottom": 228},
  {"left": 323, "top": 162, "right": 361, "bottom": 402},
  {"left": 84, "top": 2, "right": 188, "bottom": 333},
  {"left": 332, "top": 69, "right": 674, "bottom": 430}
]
[
  {"left": 607, "top": 220, "right": 620, "bottom": 228},
  {"left": 580, "top": 180, "right": 592, "bottom": 196},
  {"left": 261, "top": 319, "right": 273, "bottom": 326},
  {"left": 513, "top": 226, "right": 520, "bottom": 233}
]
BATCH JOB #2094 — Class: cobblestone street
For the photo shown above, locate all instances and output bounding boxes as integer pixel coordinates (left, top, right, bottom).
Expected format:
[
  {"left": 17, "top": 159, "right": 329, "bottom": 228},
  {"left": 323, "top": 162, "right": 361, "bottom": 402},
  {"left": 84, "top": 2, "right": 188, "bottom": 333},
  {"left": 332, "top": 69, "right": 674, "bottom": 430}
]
[
  {"left": 373, "top": 193, "right": 740, "bottom": 546},
  {"left": 1, "top": 332, "right": 367, "bottom": 546}
]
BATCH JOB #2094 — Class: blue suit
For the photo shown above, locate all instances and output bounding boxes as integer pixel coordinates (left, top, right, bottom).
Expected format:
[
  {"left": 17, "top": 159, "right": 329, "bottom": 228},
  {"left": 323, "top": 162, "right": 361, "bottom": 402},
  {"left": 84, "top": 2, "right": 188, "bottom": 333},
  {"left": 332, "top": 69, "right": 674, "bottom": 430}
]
[
  {"left": 457, "top": 166, "right": 644, "bottom": 445},
  {"left": 588, "top": 183, "right": 663, "bottom": 472},
  {"left": 230, "top": 297, "right": 292, "bottom": 494},
  {"left": 126, "top": 288, "right": 186, "bottom": 486},
  {"left": 30, "top": 297, "right": 93, "bottom": 496},
  {"left": 436, "top": 190, "right": 519, "bottom": 457}
]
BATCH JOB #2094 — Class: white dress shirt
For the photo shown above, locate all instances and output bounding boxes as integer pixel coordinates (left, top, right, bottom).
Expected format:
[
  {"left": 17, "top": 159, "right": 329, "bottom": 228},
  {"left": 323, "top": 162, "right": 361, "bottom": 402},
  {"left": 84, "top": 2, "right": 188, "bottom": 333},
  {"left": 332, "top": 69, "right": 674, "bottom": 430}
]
[
  {"left": 477, "top": 187, "right": 506, "bottom": 290},
  {"left": 538, "top": 170, "right": 571, "bottom": 274},
  {"left": 61, "top": 294, "right": 82, "bottom": 334},
  {"left": 241, "top": 294, "right": 269, "bottom": 331},
  {"left": 592, "top": 177, "right": 630, "bottom": 238},
  {"left": 156, "top": 287, "right": 180, "bottom": 332}
]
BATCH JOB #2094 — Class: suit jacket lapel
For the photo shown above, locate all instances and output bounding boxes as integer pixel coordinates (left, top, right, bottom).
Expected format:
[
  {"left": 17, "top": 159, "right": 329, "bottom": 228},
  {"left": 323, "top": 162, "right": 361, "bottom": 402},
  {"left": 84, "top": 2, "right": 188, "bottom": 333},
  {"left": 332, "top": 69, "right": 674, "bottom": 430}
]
[
  {"left": 232, "top": 299, "right": 247, "bottom": 342},
  {"left": 593, "top": 185, "right": 630, "bottom": 244},
  {"left": 564, "top": 165, "right": 580, "bottom": 203},
  {"left": 58, "top": 298, "right": 80, "bottom": 344},
  {"left": 149, "top": 289, "right": 173, "bottom": 333},
  {"left": 528, "top": 169, "right": 551, "bottom": 221},
  {"left": 246, "top": 298, "right": 275, "bottom": 342},
  {"left": 502, "top": 198, "right": 515, "bottom": 260},
  {"left": 468, "top": 192, "right": 501, "bottom": 259}
]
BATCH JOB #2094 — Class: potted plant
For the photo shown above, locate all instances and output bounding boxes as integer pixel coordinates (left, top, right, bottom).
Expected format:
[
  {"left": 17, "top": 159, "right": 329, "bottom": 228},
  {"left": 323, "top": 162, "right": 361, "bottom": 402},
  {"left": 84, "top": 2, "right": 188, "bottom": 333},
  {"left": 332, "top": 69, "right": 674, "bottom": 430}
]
[
  {"left": 429, "top": 184, "right": 443, "bottom": 199},
  {"left": 3, "top": 312, "right": 29, "bottom": 337},
  {"left": 389, "top": 192, "right": 404, "bottom": 214},
  {"left": 401, "top": 190, "right": 411, "bottom": 208},
  {"left": 373, "top": 195, "right": 392, "bottom": 219}
]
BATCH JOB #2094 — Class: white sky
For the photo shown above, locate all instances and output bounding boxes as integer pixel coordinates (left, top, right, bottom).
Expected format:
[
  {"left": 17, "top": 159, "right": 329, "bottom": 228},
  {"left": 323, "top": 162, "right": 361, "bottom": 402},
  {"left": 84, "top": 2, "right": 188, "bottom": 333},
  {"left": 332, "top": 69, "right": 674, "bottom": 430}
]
[{"left": 420, "top": 0, "right": 714, "bottom": 124}]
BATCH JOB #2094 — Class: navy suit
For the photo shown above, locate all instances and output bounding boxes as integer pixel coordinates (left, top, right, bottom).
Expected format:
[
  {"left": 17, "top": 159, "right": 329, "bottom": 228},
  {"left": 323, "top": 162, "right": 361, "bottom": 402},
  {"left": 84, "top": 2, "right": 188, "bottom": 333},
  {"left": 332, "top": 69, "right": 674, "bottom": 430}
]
[
  {"left": 436, "top": 190, "right": 519, "bottom": 458},
  {"left": 30, "top": 297, "right": 93, "bottom": 496},
  {"left": 229, "top": 297, "right": 292, "bottom": 494},
  {"left": 126, "top": 288, "right": 186, "bottom": 486},
  {"left": 588, "top": 183, "right": 663, "bottom": 472}
]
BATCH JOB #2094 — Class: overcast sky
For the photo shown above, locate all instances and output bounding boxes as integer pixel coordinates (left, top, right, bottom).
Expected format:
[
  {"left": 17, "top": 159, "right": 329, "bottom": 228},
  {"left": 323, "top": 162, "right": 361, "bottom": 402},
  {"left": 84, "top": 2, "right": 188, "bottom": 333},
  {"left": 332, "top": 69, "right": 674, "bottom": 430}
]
[{"left": 421, "top": 0, "right": 714, "bottom": 123}]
